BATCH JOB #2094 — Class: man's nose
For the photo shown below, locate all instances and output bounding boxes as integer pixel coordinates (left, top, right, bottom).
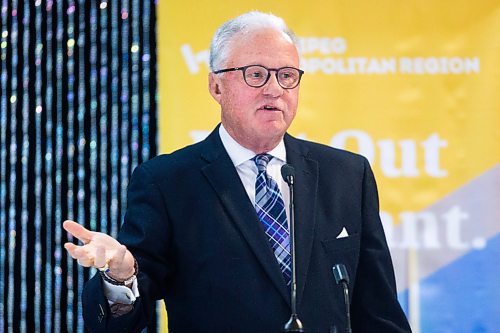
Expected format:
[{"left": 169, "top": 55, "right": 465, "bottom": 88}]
[{"left": 262, "top": 72, "right": 284, "bottom": 97}]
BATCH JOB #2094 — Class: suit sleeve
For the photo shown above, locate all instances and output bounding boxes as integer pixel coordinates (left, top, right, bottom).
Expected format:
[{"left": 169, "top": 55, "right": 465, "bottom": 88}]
[
  {"left": 82, "top": 162, "right": 173, "bottom": 332},
  {"left": 350, "top": 158, "right": 412, "bottom": 333}
]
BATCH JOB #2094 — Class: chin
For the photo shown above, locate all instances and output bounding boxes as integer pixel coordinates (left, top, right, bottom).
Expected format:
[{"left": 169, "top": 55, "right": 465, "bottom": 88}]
[
  {"left": 257, "top": 127, "right": 287, "bottom": 142},
  {"left": 270, "top": 123, "right": 289, "bottom": 136}
]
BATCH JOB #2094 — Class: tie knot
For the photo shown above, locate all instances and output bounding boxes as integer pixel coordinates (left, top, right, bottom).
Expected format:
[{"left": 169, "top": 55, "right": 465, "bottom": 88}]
[{"left": 254, "top": 154, "right": 273, "bottom": 173}]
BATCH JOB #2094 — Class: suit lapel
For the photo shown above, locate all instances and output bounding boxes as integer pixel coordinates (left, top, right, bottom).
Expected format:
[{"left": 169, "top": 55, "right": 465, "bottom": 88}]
[
  {"left": 200, "top": 128, "right": 291, "bottom": 305},
  {"left": 284, "top": 134, "right": 319, "bottom": 305}
]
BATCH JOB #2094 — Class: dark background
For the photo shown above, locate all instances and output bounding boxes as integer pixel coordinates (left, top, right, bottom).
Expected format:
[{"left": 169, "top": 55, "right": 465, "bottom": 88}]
[{"left": 0, "top": 1, "right": 157, "bottom": 331}]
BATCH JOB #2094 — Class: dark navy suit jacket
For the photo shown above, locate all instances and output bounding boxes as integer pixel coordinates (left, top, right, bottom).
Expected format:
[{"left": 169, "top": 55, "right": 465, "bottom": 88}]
[{"left": 82, "top": 126, "right": 412, "bottom": 333}]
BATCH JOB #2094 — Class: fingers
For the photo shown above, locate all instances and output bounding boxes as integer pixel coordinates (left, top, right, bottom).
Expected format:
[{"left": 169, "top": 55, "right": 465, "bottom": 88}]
[
  {"left": 63, "top": 220, "right": 94, "bottom": 244},
  {"left": 65, "top": 240, "right": 119, "bottom": 268},
  {"left": 63, "top": 221, "right": 132, "bottom": 274},
  {"left": 64, "top": 242, "right": 95, "bottom": 267},
  {"left": 63, "top": 221, "right": 96, "bottom": 268},
  {"left": 64, "top": 242, "right": 78, "bottom": 260},
  {"left": 93, "top": 245, "right": 108, "bottom": 269}
]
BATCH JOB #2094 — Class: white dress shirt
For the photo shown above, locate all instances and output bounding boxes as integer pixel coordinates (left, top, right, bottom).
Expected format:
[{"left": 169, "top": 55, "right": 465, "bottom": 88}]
[
  {"left": 218, "top": 124, "right": 291, "bottom": 220},
  {"left": 103, "top": 124, "right": 291, "bottom": 305}
]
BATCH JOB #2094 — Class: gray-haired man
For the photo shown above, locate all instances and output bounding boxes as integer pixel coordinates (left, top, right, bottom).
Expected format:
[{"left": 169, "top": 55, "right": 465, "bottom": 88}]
[{"left": 65, "top": 11, "right": 411, "bottom": 332}]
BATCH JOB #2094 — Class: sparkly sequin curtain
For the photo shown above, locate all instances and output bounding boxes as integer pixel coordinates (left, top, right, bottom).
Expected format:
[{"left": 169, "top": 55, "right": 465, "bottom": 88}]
[{"left": 0, "top": 1, "right": 157, "bottom": 332}]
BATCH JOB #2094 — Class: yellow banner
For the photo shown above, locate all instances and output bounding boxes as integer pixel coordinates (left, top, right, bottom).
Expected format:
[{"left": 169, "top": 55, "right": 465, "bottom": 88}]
[
  {"left": 158, "top": 0, "right": 499, "bottom": 214},
  {"left": 157, "top": 1, "right": 500, "bottom": 331}
]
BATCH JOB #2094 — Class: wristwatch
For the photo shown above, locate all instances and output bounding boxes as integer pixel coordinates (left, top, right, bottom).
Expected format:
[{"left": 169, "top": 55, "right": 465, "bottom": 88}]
[{"left": 99, "top": 258, "right": 138, "bottom": 287}]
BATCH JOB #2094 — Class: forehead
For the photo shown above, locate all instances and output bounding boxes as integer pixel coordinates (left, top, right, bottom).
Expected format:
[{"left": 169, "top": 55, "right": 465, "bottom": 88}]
[{"left": 225, "top": 28, "right": 300, "bottom": 68}]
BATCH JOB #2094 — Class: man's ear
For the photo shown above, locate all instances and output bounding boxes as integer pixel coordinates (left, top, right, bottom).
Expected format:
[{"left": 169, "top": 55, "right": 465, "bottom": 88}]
[{"left": 208, "top": 73, "right": 222, "bottom": 104}]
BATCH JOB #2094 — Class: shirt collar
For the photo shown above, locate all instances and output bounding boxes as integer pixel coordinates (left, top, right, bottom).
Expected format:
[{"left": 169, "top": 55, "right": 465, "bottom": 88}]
[{"left": 219, "top": 124, "right": 287, "bottom": 167}]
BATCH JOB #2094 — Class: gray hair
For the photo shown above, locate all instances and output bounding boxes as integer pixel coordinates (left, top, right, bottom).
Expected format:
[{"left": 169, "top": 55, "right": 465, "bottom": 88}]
[{"left": 209, "top": 11, "right": 299, "bottom": 71}]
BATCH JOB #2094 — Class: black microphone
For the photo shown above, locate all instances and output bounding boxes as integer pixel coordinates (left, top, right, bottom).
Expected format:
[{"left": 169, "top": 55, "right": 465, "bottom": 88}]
[
  {"left": 332, "top": 264, "right": 349, "bottom": 285},
  {"left": 281, "top": 164, "right": 295, "bottom": 186},
  {"left": 332, "top": 264, "right": 352, "bottom": 333},
  {"left": 281, "top": 164, "right": 305, "bottom": 333}
]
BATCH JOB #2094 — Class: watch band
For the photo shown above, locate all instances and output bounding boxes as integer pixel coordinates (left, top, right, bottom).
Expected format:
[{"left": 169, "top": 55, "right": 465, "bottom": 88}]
[{"left": 99, "top": 258, "right": 138, "bottom": 287}]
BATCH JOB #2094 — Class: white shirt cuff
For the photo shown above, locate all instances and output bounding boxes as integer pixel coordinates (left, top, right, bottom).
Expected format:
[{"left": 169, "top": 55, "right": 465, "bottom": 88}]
[{"left": 102, "top": 277, "right": 140, "bottom": 305}]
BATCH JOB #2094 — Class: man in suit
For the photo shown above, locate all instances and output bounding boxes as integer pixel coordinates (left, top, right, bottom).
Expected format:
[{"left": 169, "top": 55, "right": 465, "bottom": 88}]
[{"left": 64, "top": 11, "right": 412, "bottom": 332}]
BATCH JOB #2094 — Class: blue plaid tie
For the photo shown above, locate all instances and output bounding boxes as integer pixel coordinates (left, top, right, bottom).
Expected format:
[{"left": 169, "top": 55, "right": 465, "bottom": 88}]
[{"left": 253, "top": 154, "right": 292, "bottom": 286}]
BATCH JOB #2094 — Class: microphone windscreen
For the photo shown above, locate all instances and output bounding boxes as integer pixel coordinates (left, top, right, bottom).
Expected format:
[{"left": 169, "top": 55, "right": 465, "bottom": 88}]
[
  {"left": 332, "top": 264, "right": 350, "bottom": 284},
  {"left": 281, "top": 164, "right": 295, "bottom": 185}
]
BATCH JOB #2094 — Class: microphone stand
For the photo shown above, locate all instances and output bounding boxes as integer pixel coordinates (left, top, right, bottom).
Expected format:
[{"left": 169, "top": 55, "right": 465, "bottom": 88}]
[
  {"left": 332, "top": 264, "right": 352, "bottom": 333},
  {"left": 282, "top": 165, "right": 305, "bottom": 333}
]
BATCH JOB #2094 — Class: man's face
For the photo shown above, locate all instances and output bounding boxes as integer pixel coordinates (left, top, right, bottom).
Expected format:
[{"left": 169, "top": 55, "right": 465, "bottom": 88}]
[{"left": 209, "top": 28, "right": 301, "bottom": 153}]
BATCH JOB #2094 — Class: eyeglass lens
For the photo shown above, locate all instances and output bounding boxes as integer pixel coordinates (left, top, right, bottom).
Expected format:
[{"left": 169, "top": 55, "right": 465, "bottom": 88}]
[{"left": 244, "top": 65, "right": 300, "bottom": 88}]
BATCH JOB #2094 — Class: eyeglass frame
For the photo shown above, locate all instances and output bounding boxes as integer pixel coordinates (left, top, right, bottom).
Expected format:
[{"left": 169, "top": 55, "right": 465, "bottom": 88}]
[{"left": 212, "top": 64, "right": 305, "bottom": 89}]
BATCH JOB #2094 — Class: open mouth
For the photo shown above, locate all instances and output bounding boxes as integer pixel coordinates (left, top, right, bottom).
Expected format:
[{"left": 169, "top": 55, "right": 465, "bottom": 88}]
[{"left": 261, "top": 105, "right": 280, "bottom": 111}]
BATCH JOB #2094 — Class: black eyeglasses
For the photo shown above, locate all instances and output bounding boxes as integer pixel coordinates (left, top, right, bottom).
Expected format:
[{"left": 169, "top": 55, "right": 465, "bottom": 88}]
[{"left": 213, "top": 65, "right": 304, "bottom": 89}]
